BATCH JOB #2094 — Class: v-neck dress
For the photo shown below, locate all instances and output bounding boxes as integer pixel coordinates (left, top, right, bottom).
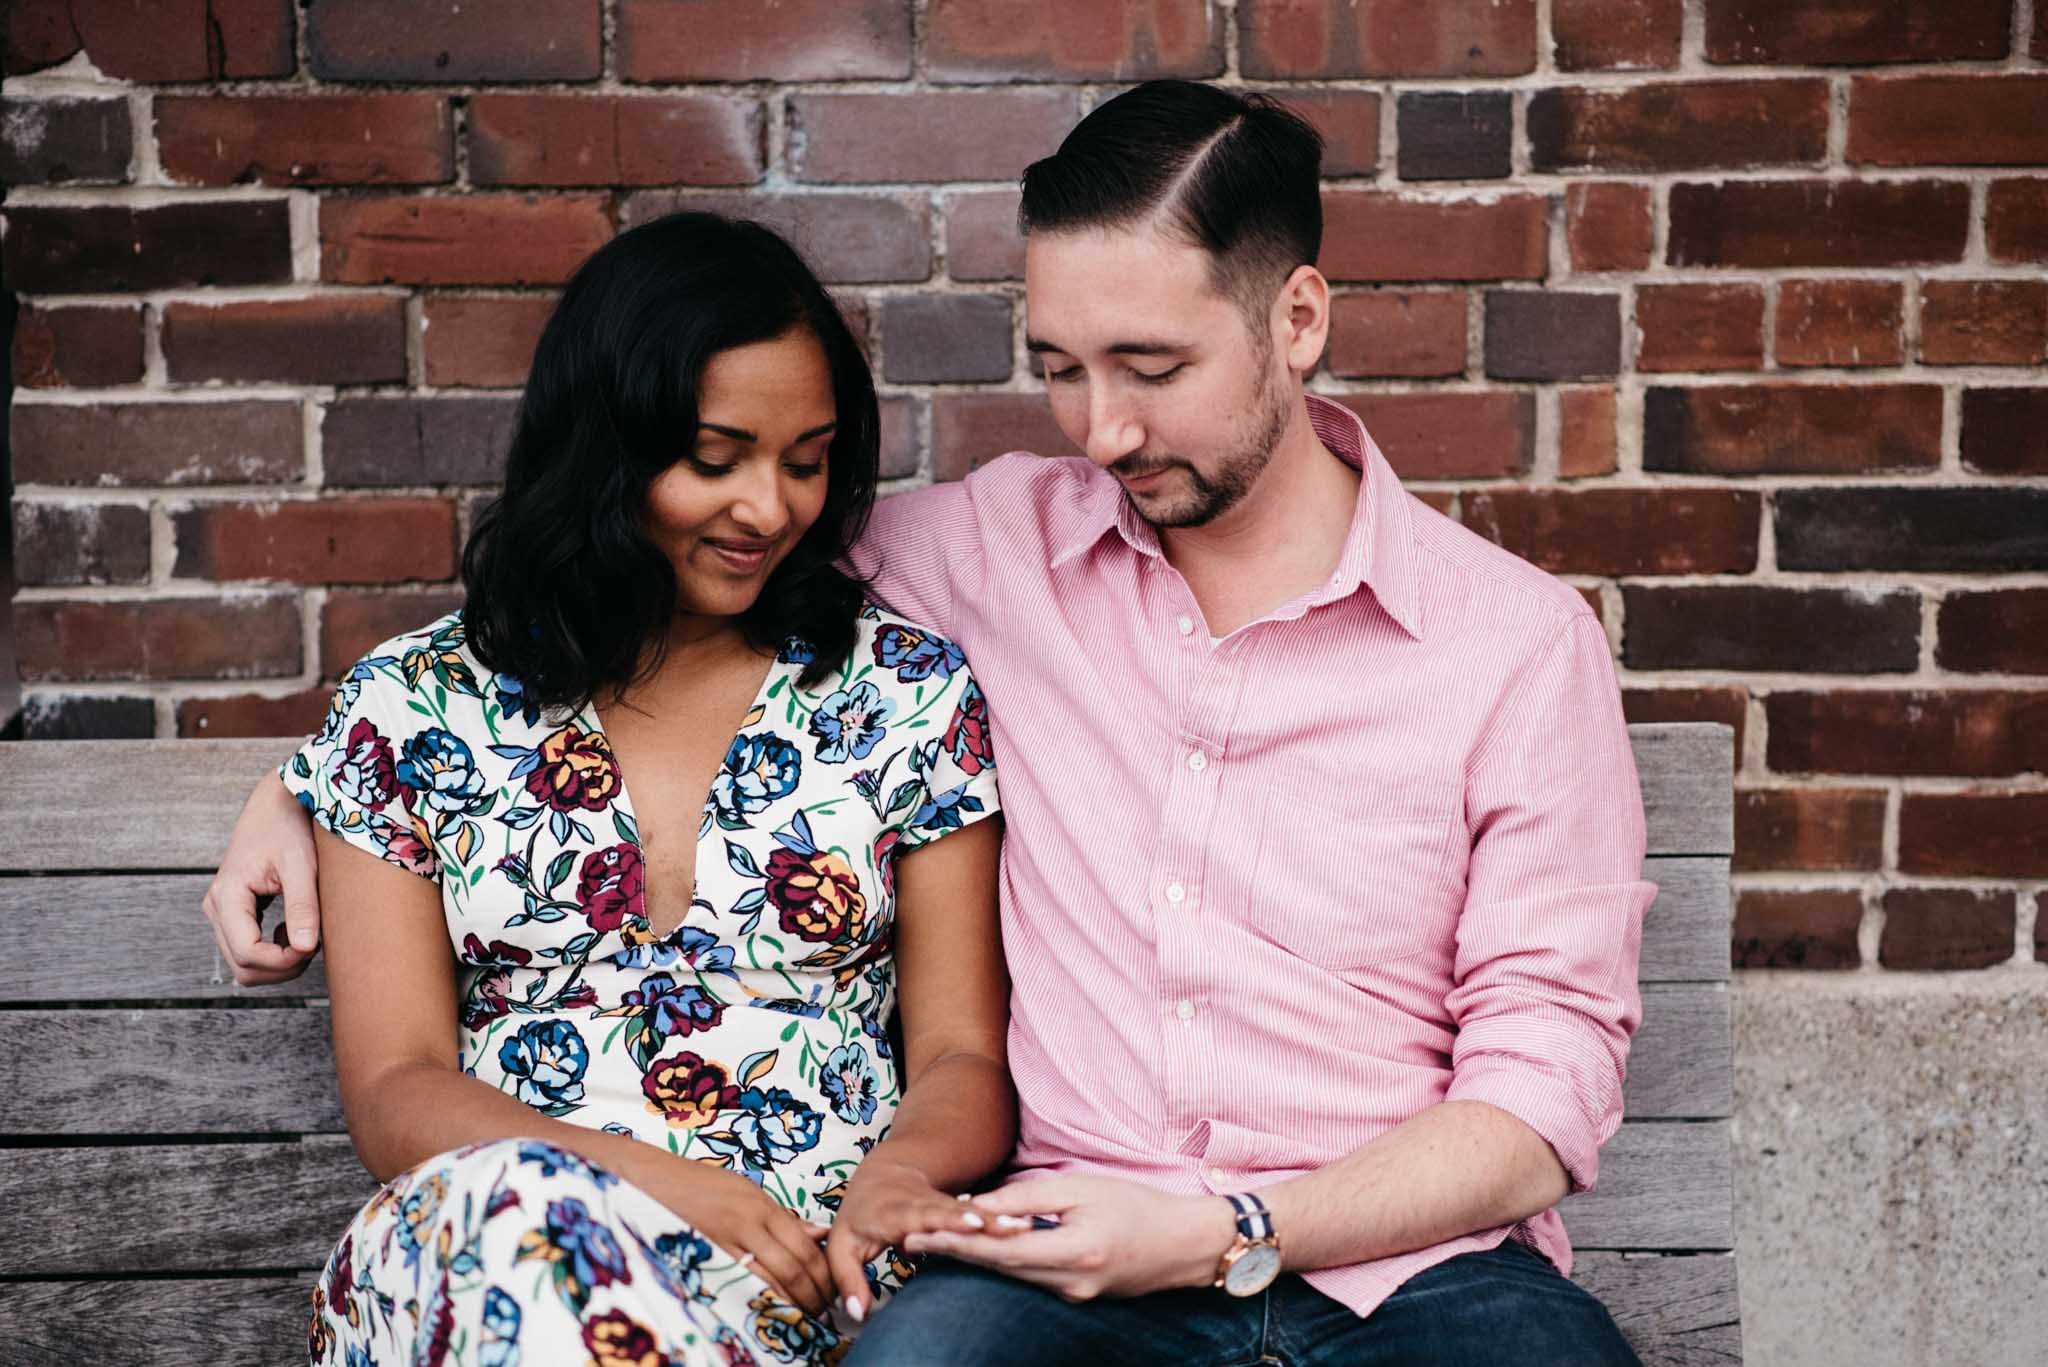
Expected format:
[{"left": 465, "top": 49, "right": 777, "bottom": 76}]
[{"left": 282, "top": 605, "right": 998, "bottom": 1367}]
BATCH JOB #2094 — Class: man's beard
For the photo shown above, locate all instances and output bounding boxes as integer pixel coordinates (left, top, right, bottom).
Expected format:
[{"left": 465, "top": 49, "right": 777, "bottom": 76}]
[{"left": 1110, "top": 369, "right": 1293, "bottom": 529}]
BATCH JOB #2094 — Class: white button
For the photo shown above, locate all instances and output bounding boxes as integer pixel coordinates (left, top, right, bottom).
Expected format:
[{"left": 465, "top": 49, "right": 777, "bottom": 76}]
[
  {"left": 1176, "top": 615, "right": 1195, "bottom": 636},
  {"left": 1186, "top": 751, "right": 1207, "bottom": 773},
  {"left": 1208, "top": 1167, "right": 1228, "bottom": 1185},
  {"left": 1165, "top": 881, "right": 1187, "bottom": 905},
  {"left": 1175, "top": 999, "right": 1196, "bottom": 1021}
]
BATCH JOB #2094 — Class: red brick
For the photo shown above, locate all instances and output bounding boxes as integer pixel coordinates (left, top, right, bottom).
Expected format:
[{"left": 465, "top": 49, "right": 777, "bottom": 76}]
[
  {"left": 1768, "top": 690, "right": 2048, "bottom": 778},
  {"left": 878, "top": 395, "right": 921, "bottom": 482},
  {"left": 1326, "top": 291, "right": 1468, "bottom": 379},
  {"left": 12, "top": 401, "right": 302, "bottom": 486},
  {"left": 932, "top": 394, "right": 1077, "bottom": 481},
  {"left": 618, "top": 0, "right": 909, "bottom": 81},
  {"left": 1668, "top": 180, "right": 1970, "bottom": 269},
  {"left": 10, "top": 0, "right": 294, "bottom": 81},
  {"left": 1485, "top": 291, "right": 1620, "bottom": 381},
  {"left": 1321, "top": 193, "right": 1547, "bottom": 283},
  {"left": 623, "top": 192, "right": 931, "bottom": 285},
  {"left": 173, "top": 498, "right": 457, "bottom": 586},
  {"left": 468, "top": 95, "right": 762, "bottom": 189},
  {"left": 1636, "top": 284, "right": 1765, "bottom": 372},
  {"left": 16, "top": 595, "right": 302, "bottom": 681},
  {"left": 157, "top": 96, "right": 451, "bottom": 187},
  {"left": 421, "top": 294, "right": 558, "bottom": 389},
  {"left": 1987, "top": 179, "right": 2048, "bottom": 263},
  {"left": 1462, "top": 488, "right": 1760, "bottom": 576},
  {"left": 1332, "top": 392, "right": 1533, "bottom": 479},
  {"left": 1850, "top": 75, "right": 2048, "bottom": 168},
  {"left": 163, "top": 297, "right": 407, "bottom": 386},
  {"left": 1622, "top": 686, "right": 1748, "bottom": 754},
  {"left": 1529, "top": 80, "right": 1828, "bottom": 172},
  {"left": 2, "top": 202, "right": 292, "bottom": 294},
  {"left": 944, "top": 192, "right": 1024, "bottom": 282},
  {"left": 1565, "top": 183, "right": 1652, "bottom": 273},
  {"left": 1705, "top": 0, "right": 2010, "bottom": 65},
  {"left": 1921, "top": 281, "right": 2048, "bottom": 366},
  {"left": 927, "top": 0, "right": 1221, "bottom": 80},
  {"left": 1644, "top": 383, "right": 1938, "bottom": 476},
  {"left": 0, "top": 97, "right": 131, "bottom": 184},
  {"left": 1880, "top": 888, "right": 2017, "bottom": 971},
  {"left": 1775, "top": 279, "right": 1905, "bottom": 368},
  {"left": 178, "top": 689, "right": 333, "bottom": 739},
  {"left": 790, "top": 93, "right": 1078, "bottom": 185},
  {"left": 321, "top": 589, "right": 467, "bottom": 678},
  {"left": 324, "top": 397, "right": 518, "bottom": 487},
  {"left": 1734, "top": 889, "right": 1862, "bottom": 970},
  {"left": 880, "top": 295, "right": 1012, "bottom": 384},
  {"left": 12, "top": 501, "right": 150, "bottom": 586},
  {"left": 1961, "top": 388, "right": 2048, "bottom": 476},
  {"left": 1398, "top": 92, "right": 1512, "bottom": 182},
  {"left": 1239, "top": 0, "right": 1536, "bottom": 77},
  {"left": 1937, "top": 590, "right": 2048, "bottom": 675},
  {"left": 309, "top": 0, "right": 597, "bottom": 81},
  {"left": 1901, "top": 793, "right": 2048, "bottom": 878},
  {"left": 12, "top": 304, "right": 143, "bottom": 388},
  {"left": 1250, "top": 90, "right": 1382, "bottom": 178},
  {"left": 1558, "top": 387, "right": 1617, "bottom": 479},
  {"left": 1735, "top": 788, "right": 1887, "bottom": 872},
  {"left": 321, "top": 195, "right": 612, "bottom": 288},
  {"left": 1553, "top": 0, "right": 1681, "bottom": 70}
]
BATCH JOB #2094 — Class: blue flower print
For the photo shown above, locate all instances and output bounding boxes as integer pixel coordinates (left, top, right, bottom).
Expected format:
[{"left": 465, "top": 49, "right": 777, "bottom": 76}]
[
  {"left": 820, "top": 1043, "right": 879, "bottom": 1125},
  {"left": 344, "top": 1347, "right": 377, "bottom": 1367},
  {"left": 679, "top": 924, "right": 737, "bottom": 977},
  {"left": 513, "top": 1139, "right": 616, "bottom": 1190},
  {"left": 479, "top": 1286, "right": 521, "bottom": 1367},
  {"left": 492, "top": 672, "right": 542, "bottom": 728},
  {"left": 809, "top": 681, "right": 896, "bottom": 764},
  {"left": 779, "top": 636, "right": 818, "bottom": 667},
  {"left": 317, "top": 676, "right": 362, "bottom": 746},
  {"left": 396, "top": 727, "right": 487, "bottom": 813},
  {"left": 700, "top": 1087, "right": 823, "bottom": 1180},
  {"left": 912, "top": 782, "right": 985, "bottom": 833},
  {"left": 709, "top": 733, "right": 801, "bottom": 828},
  {"left": 623, "top": 972, "right": 724, "bottom": 1038},
  {"left": 520, "top": 1197, "right": 629, "bottom": 1314},
  {"left": 860, "top": 1010, "right": 893, "bottom": 1061},
  {"left": 633, "top": 1227, "right": 716, "bottom": 1302},
  {"left": 497, "top": 1021, "right": 588, "bottom": 1111},
  {"left": 874, "top": 623, "right": 965, "bottom": 683}
]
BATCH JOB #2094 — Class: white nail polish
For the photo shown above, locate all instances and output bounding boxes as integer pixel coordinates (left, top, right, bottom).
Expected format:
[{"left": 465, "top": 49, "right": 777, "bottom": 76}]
[
  {"left": 844, "top": 1296, "right": 866, "bottom": 1324},
  {"left": 956, "top": 1192, "right": 972, "bottom": 1202},
  {"left": 996, "top": 1214, "right": 1032, "bottom": 1229},
  {"left": 961, "top": 1212, "right": 985, "bottom": 1229}
]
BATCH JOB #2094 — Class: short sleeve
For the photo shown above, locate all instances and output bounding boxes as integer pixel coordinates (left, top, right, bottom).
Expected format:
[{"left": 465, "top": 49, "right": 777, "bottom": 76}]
[
  {"left": 280, "top": 654, "right": 442, "bottom": 882},
  {"left": 895, "top": 664, "right": 1000, "bottom": 852}
]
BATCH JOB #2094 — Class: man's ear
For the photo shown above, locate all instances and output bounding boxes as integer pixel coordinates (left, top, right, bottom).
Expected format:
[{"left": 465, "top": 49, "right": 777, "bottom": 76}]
[{"left": 1275, "top": 264, "right": 1330, "bottom": 377}]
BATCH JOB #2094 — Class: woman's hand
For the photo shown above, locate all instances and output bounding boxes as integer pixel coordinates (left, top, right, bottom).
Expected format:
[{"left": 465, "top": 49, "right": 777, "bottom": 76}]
[
  {"left": 641, "top": 1159, "right": 835, "bottom": 1317},
  {"left": 824, "top": 1157, "right": 987, "bottom": 1321}
]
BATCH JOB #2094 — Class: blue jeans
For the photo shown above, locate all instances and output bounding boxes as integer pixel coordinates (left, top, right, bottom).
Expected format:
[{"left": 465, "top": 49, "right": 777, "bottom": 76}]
[{"left": 844, "top": 1241, "right": 1641, "bottom": 1367}]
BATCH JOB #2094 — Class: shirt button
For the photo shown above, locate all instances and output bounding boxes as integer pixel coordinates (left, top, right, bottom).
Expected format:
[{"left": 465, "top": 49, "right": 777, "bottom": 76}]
[
  {"left": 1176, "top": 615, "right": 1195, "bottom": 637},
  {"left": 1186, "top": 751, "right": 1207, "bottom": 773},
  {"left": 1208, "top": 1167, "right": 1228, "bottom": 1185},
  {"left": 1165, "top": 881, "right": 1187, "bottom": 905},
  {"left": 1175, "top": 999, "right": 1196, "bottom": 1021}
]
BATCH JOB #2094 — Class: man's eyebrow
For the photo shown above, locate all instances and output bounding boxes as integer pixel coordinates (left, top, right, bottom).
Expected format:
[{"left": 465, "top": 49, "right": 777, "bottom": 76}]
[
  {"left": 1025, "top": 337, "right": 1187, "bottom": 357},
  {"left": 697, "top": 420, "right": 838, "bottom": 443}
]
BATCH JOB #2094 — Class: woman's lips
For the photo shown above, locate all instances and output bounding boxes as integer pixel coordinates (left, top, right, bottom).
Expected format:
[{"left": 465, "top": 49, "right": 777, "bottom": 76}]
[{"left": 704, "top": 539, "right": 773, "bottom": 573}]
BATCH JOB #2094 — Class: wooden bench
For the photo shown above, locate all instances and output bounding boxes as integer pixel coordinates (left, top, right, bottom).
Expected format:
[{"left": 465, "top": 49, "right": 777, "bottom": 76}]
[{"left": 0, "top": 725, "right": 1741, "bottom": 1364}]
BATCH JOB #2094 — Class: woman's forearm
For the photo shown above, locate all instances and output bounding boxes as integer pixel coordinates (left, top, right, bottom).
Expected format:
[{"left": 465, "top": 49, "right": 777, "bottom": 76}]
[{"left": 863, "top": 1051, "right": 1017, "bottom": 1192}]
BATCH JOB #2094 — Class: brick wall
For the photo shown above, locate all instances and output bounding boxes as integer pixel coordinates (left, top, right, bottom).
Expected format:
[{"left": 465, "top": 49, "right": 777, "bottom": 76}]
[{"left": 4, "top": 0, "right": 2045, "bottom": 975}]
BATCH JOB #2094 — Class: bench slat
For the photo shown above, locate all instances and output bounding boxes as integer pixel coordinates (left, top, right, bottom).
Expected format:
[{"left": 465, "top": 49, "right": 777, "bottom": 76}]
[
  {"left": 1560, "top": 1121, "right": 1734, "bottom": 1251},
  {"left": 1628, "top": 984, "right": 1733, "bottom": 1120},
  {"left": 1633, "top": 724, "right": 1735, "bottom": 858},
  {"left": 1574, "top": 1253, "right": 1744, "bottom": 1366},
  {"left": 1639, "top": 857, "right": 1731, "bottom": 983}
]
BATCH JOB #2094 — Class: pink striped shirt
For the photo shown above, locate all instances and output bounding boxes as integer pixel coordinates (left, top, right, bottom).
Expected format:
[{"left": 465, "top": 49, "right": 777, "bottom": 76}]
[{"left": 847, "top": 394, "right": 1654, "bottom": 1316}]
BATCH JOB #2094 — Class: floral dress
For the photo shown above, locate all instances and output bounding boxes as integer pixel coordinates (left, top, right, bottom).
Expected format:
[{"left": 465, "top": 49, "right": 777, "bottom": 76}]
[{"left": 283, "top": 605, "right": 999, "bottom": 1367}]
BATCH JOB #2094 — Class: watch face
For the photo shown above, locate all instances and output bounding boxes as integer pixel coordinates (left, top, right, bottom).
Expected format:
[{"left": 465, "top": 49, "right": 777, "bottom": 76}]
[{"left": 1224, "top": 1243, "right": 1281, "bottom": 1296}]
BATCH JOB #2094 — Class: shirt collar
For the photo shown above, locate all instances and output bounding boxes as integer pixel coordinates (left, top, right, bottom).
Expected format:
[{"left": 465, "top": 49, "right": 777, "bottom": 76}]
[{"left": 1047, "top": 393, "right": 1424, "bottom": 640}]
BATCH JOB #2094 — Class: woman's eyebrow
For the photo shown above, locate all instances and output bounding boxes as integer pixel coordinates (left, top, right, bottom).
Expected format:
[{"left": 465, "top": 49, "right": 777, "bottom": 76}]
[{"left": 697, "top": 420, "right": 838, "bottom": 443}]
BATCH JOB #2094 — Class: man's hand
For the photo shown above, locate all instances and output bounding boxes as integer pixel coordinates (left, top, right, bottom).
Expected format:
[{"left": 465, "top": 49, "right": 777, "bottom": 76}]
[
  {"left": 907, "top": 1174, "right": 1238, "bottom": 1303},
  {"left": 201, "top": 770, "right": 322, "bottom": 985}
]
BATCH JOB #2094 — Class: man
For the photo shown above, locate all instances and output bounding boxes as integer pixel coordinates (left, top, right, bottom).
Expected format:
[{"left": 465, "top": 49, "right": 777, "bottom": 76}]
[{"left": 208, "top": 81, "right": 1652, "bottom": 1366}]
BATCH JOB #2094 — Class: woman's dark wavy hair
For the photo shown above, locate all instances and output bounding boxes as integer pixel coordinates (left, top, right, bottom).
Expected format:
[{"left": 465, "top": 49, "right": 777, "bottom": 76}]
[{"left": 462, "top": 212, "right": 877, "bottom": 712}]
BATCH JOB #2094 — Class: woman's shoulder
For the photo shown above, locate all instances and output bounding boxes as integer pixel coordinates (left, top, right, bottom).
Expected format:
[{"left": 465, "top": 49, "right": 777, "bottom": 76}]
[
  {"left": 318, "top": 609, "right": 505, "bottom": 737},
  {"left": 849, "top": 600, "right": 972, "bottom": 691}
]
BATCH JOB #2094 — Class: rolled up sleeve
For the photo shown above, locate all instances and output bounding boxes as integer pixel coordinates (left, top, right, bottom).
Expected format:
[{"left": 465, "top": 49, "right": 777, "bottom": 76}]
[{"left": 1443, "top": 610, "right": 1657, "bottom": 1194}]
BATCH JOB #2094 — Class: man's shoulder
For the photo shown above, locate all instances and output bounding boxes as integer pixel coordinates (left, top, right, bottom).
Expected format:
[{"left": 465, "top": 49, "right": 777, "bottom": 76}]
[{"left": 1404, "top": 496, "right": 1596, "bottom": 639}]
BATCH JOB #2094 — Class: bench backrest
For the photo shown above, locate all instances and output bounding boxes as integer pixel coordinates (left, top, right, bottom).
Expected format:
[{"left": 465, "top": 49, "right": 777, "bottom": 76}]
[{"left": 0, "top": 726, "right": 1740, "bottom": 1364}]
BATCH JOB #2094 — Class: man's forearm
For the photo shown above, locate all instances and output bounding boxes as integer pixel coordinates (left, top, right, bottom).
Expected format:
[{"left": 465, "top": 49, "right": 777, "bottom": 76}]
[{"left": 1257, "top": 1100, "right": 1570, "bottom": 1272}]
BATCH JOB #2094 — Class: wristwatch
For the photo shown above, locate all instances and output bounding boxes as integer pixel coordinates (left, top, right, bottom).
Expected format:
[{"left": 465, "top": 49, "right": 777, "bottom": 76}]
[{"left": 1213, "top": 1191, "right": 1282, "bottom": 1297}]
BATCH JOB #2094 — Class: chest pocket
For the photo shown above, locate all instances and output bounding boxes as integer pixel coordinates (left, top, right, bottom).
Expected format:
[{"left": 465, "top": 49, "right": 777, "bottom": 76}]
[{"left": 1243, "top": 786, "right": 1460, "bottom": 971}]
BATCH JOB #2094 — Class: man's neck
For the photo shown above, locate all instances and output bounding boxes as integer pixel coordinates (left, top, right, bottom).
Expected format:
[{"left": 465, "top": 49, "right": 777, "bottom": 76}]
[{"left": 1160, "top": 395, "right": 1362, "bottom": 638}]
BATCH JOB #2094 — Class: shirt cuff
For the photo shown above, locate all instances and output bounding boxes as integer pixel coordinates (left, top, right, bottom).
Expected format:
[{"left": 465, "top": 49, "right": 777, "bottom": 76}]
[{"left": 1445, "top": 1053, "right": 1611, "bottom": 1194}]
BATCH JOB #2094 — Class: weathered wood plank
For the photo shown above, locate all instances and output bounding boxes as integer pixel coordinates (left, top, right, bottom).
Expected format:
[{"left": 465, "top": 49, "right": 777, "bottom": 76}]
[
  {"left": 1574, "top": 1253, "right": 1744, "bottom": 1366},
  {"left": 1626, "top": 984, "right": 1733, "bottom": 1120},
  {"left": 0, "top": 1009, "right": 343, "bottom": 1135},
  {"left": 0, "top": 875, "right": 328, "bottom": 1001},
  {"left": 0, "top": 1138, "right": 373, "bottom": 1274},
  {"left": 0, "top": 738, "right": 299, "bottom": 872},
  {"left": 1632, "top": 724, "right": 1735, "bottom": 858},
  {"left": 1639, "top": 857, "right": 1732, "bottom": 984},
  {"left": 0, "top": 1277, "right": 317, "bottom": 1367},
  {"left": 1561, "top": 1121, "right": 1734, "bottom": 1251}
]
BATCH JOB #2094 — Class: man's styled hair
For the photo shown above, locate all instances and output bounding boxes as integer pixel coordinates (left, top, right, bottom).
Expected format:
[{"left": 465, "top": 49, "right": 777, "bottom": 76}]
[{"left": 1018, "top": 80, "right": 1325, "bottom": 321}]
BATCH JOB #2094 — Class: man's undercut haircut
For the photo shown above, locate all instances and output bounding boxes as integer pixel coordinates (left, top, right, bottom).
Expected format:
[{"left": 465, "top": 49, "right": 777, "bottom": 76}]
[{"left": 1018, "top": 80, "right": 1325, "bottom": 324}]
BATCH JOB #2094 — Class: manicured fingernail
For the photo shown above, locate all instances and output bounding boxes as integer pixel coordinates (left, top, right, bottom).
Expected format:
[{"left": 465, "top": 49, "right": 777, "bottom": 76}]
[
  {"left": 960, "top": 1212, "right": 985, "bottom": 1229},
  {"left": 844, "top": 1296, "right": 866, "bottom": 1323},
  {"left": 290, "top": 931, "right": 315, "bottom": 950},
  {"left": 995, "top": 1215, "right": 1032, "bottom": 1229},
  {"left": 956, "top": 1192, "right": 972, "bottom": 1202}
]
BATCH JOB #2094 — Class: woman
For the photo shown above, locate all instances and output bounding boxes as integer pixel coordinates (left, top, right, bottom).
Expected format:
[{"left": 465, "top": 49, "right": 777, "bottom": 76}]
[{"left": 285, "top": 214, "right": 1012, "bottom": 1367}]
